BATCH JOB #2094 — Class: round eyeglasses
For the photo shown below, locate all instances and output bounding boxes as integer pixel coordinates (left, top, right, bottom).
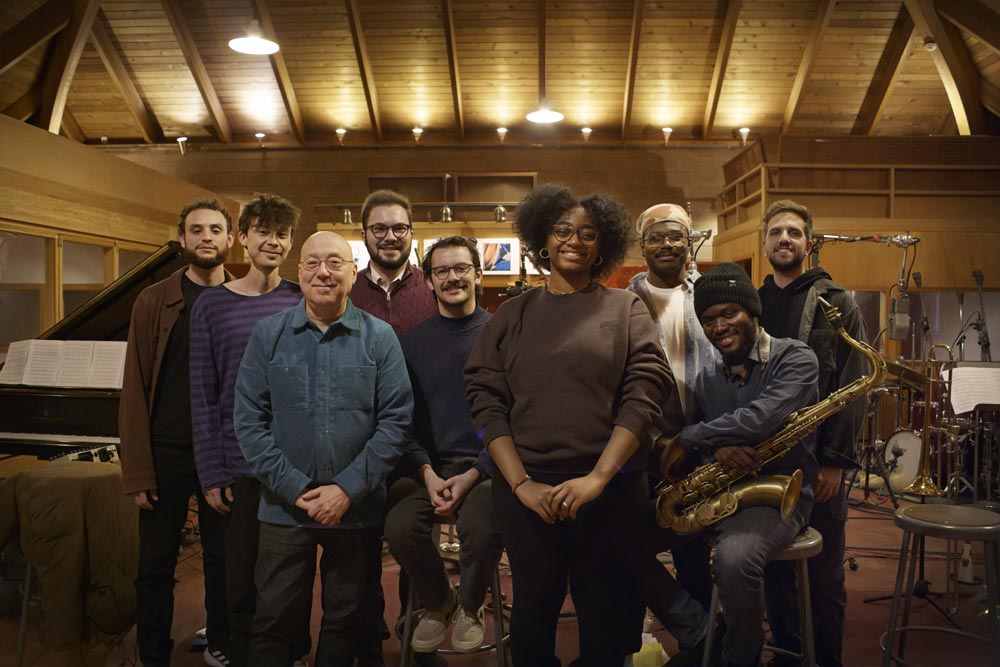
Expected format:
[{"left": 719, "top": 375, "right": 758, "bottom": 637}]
[
  {"left": 429, "top": 263, "right": 474, "bottom": 280},
  {"left": 366, "top": 224, "right": 411, "bottom": 239},
  {"left": 550, "top": 224, "right": 599, "bottom": 244}
]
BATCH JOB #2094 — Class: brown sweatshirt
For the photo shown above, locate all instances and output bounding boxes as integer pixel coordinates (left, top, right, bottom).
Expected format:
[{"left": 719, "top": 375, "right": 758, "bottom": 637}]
[{"left": 464, "top": 283, "right": 674, "bottom": 476}]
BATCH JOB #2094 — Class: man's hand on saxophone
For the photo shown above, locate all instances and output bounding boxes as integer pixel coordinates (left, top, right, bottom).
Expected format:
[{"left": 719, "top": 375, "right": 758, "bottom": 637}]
[{"left": 714, "top": 446, "right": 761, "bottom": 474}]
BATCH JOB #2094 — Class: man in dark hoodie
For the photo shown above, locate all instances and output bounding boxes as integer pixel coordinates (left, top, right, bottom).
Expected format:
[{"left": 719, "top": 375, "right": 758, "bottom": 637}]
[{"left": 758, "top": 199, "right": 869, "bottom": 667}]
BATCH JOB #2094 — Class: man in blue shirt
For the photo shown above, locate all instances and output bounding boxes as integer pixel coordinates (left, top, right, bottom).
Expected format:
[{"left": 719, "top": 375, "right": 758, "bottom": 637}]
[
  {"left": 664, "top": 263, "right": 819, "bottom": 667},
  {"left": 234, "top": 231, "right": 413, "bottom": 665}
]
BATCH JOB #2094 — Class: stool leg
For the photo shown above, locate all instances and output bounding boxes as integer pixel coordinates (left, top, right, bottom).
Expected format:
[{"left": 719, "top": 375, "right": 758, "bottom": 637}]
[
  {"left": 883, "top": 530, "right": 912, "bottom": 667},
  {"left": 16, "top": 561, "right": 32, "bottom": 667},
  {"left": 897, "top": 534, "right": 921, "bottom": 661},
  {"left": 984, "top": 541, "right": 1000, "bottom": 667},
  {"left": 491, "top": 565, "right": 507, "bottom": 667},
  {"left": 797, "top": 558, "right": 816, "bottom": 667},
  {"left": 702, "top": 583, "right": 720, "bottom": 667},
  {"left": 401, "top": 576, "right": 416, "bottom": 667}
]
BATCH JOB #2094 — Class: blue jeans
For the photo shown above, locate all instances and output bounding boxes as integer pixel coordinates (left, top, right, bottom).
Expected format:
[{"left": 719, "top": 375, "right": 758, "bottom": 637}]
[
  {"left": 765, "top": 485, "right": 848, "bottom": 667},
  {"left": 712, "top": 496, "right": 811, "bottom": 667}
]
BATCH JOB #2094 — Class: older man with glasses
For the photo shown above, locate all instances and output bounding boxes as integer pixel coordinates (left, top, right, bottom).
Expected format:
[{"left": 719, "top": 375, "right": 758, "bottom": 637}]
[{"left": 349, "top": 189, "right": 436, "bottom": 337}]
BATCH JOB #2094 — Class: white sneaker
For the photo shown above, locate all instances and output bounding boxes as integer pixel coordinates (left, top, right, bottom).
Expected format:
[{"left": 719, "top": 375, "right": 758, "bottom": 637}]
[
  {"left": 451, "top": 606, "right": 485, "bottom": 653},
  {"left": 203, "top": 647, "right": 231, "bottom": 667},
  {"left": 411, "top": 586, "right": 458, "bottom": 653}
]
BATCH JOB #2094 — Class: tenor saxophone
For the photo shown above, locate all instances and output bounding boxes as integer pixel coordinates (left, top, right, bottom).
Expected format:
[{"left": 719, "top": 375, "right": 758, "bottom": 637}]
[{"left": 655, "top": 296, "right": 886, "bottom": 534}]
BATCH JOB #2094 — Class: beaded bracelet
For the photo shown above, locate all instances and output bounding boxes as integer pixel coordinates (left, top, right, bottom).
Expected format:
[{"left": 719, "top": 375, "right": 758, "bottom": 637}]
[{"left": 511, "top": 474, "right": 532, "bottom": 494}]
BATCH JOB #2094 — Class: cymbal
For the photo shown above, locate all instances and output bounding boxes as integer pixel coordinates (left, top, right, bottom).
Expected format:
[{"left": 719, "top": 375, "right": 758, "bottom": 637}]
[{"left": 883, "top": 359, "right": 926, "bottom": 392}]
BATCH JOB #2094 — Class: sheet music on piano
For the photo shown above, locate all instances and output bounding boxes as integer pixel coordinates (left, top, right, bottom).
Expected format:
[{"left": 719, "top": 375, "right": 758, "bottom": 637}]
[{"left": 0, "top": 339, "right": 127, "bottom": 389}]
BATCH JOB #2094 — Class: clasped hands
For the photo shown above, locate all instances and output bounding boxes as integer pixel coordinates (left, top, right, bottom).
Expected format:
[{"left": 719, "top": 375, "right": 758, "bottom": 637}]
[
  {"left": 513, "top": 473, "right": 606, "bottom": 524},
  {"left": 423, "top": 467, "right": 480, "bottom": 517},
  {"left": 295, "top": 484, "right": 351, "bottom": 526}
]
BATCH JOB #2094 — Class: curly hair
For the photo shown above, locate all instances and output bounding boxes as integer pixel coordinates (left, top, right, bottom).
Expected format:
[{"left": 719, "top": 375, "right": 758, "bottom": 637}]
[
  {"left": 238, "top": 193, "right": 301, "bottom": 236},
  {"left": 177, "top": 199, "right": 232, "bottom": 236},
  {"left": 514, "top": 183, "right": 633, "bottom": 279},
  {"left": 763, "top": 199, "right": 813, "bottom": 240}
]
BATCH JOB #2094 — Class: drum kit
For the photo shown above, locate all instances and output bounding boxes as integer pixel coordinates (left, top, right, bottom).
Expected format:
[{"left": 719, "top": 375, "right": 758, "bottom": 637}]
[{"left": 853, "top": 329, "right": 999, "bottom": 509}]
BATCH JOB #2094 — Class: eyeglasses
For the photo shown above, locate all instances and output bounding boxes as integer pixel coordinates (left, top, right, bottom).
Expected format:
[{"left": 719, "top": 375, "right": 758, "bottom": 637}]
[
  {"left": 299, "top": 257, "right": 351, "bottom": 272},
  {"left": 550, "top": 224, "right": 599, "bottom": 244},
  {"left": 429, "top": 263, "right": 474, "bottom": 280},
  {"left": 643, "top": 230, "right": 688, "bottom": 247},
  {"left": 366, "top": 224, "right": 412, "bottom": 239}
]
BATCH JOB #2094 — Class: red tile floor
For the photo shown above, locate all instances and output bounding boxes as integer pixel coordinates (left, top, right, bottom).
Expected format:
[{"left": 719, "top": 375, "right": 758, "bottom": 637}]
[{"left": 3, "top": 488, "right": 996, "bottom": 666}]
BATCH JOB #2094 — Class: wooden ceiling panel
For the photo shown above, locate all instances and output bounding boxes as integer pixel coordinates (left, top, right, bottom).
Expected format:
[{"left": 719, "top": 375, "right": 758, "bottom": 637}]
[
  {"left": 875, "top": 38, "right": 954, "bottom": 135},
  {"left": 452, "top": 0, "right": 538, "bottom": 129},
  {"left": 267, "top": 0, "right": 371, "bottom": 134},
  {"left": 356, "top": 1, "right": 455, "bottom": 133},
  {"left": 67, "top": 41, "right": 144, "bottom": 140}
]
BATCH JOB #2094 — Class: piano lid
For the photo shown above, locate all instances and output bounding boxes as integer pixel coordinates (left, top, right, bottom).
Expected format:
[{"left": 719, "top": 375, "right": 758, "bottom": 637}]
[{"left": 40, "top": 241, "right": 185, "bottom": 341}]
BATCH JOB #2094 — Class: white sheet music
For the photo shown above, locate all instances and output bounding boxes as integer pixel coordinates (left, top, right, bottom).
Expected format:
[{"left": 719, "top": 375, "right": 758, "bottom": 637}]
[
  {"left": 949, "top": 366, "right": 1000, "bottom": 414},
  {"left": 90, "top": 341, "right": 127, "bottom": 389},
  {"left": 0, "top": 339, "right": 127, "bottom": 388},
  {"left": 56, "top": 341, "right": 96, "bottom": 387},
  {"left": 21, "top": 340, "right": 63, "bottom": 386},
  {"left": 0, "top": 340, "right": 29, "bottom": 384}
]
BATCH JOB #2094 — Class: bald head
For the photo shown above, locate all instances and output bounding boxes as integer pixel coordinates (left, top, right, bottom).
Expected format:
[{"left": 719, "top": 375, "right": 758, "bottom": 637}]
[{"left": 298, "top": 231, "right": 358, "bottom": 323}]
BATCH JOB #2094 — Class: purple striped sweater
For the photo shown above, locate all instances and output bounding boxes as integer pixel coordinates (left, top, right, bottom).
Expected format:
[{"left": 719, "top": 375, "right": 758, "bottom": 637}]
[{"left": 189, "top": 280, "right": 303, "bottom": 492}]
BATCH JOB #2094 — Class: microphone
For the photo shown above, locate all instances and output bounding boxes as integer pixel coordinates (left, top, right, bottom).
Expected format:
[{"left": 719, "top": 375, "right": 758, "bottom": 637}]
[
  {"left": 888, "top": 290, "right": 911, "bottom": 340},
  {"left": 912, "top": 272, "right": 922, "bottom": 288},
  {"left": 689, "top": 229, "right": 712, "bottom": 242},
  {"left": 873, "top": 233, "right": 920, "bottom": 248},
  {"left": 814, "top": 233, "right": 869, "bottom": 242}
]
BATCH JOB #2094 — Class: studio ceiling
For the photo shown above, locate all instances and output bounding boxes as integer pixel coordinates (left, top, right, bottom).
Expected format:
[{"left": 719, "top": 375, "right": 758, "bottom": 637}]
[{"left": 2, "top": 0, "right": 999, "bottom": 149}]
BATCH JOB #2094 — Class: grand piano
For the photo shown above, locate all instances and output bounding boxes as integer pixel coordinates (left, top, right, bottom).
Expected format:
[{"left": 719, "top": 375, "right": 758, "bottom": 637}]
[{"left": 0, "top": 241, "right": 186, "bottom": 458}]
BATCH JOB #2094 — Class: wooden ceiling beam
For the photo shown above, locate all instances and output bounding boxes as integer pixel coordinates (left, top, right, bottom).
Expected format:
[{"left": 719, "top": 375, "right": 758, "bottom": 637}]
[
  {"left": 161, "top": 0, "right": 232, "bottom": 142},
  {"left": 442, "top": 0, "right": 465, "bottom": 139},
  {"left": 345, "top": 0, "right": 382, "bottom": 140},
  {"left": 0, "top": 0, "right": 72, "bottom": 76},
  {"left": 253, "top": 0, "right": 305, "bottom": 144},
  {"left": 702, "top": 0, "right": 741, "bottom": 139},
  {"left": 91, "top": 11, "right": 163, "bottom": 144},
  {"left": 60, "top": 108, "right": 84, "bottom": 142},
  {"left": 852, "top": 6, "right": 915, "bottom": 135},
  {"left": 938, "top": 0, "right": 1000, "bottom": 56},
  {"left": 782, "top": 0, "right": 836, "bottom": 134},
  {"left": 620, "top": 0, "right": 645, "bottom": 140},
  {"left": 983, "top": 77, "right": 1000, "bottom": 117},
  {"left": 902, "top": 0, "right": 983, "bottom": 135},
  {"left": 2, "top": 84, "right": 42, "bottom": 121},
  {"left": 37, "top": 0, "right": 101, "bottom": 135}
]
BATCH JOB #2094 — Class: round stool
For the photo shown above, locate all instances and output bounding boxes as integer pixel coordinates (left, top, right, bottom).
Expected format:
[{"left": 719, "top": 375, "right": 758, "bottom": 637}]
[
  {"left": 702, "top": 526, "right": 823, "bottom": 667},
  {"left": 881, "top": 504, "right": 1000, "bottom": 667}
]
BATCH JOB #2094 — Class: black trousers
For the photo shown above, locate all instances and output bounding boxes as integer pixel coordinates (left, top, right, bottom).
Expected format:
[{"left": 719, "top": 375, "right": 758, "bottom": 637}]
[
  {"left": 765, "top": 485, "right": 848, "bottom": 667},
  {"left": 136, "top": 448, "right": 227, "bottom": 666},
  {"left": 384, "top": 458, "right": 503, "bottom": 615},
  {"left": 249, "top": 523, "right": 383, "bottom": 667},
  {"left": 493, "top": 470, "right": 647, "bottom": 667}
]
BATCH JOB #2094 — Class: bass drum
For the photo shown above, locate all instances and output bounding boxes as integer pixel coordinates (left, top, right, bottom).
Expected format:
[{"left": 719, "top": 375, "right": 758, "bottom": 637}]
[{"left": 884, "top": 430, "right": 921, "bottom": 493}]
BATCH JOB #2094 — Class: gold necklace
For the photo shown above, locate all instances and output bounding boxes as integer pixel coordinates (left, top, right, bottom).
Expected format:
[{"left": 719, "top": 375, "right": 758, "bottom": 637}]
[{"left": 547, "top": 280, "right": 592, "bottom": 295}]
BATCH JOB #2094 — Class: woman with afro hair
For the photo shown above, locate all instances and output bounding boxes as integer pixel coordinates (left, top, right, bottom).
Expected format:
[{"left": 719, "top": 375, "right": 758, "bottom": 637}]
[{"left": 465, "top": 184, "right": 675, "bottom": 666}]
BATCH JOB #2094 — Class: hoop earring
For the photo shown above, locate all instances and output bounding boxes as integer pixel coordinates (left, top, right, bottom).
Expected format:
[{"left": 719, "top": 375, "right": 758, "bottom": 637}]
[
  {"left": 594, "top": 255, "right": 603, "bottom": 266},
  {"left": 539, "top": 248, "right": 549, "bottom": 259}
]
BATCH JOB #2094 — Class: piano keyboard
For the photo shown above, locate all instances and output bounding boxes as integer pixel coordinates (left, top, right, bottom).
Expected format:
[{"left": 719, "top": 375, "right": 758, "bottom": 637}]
[{"left": 0, "top": 432, "right": 120, "bottom": 446}]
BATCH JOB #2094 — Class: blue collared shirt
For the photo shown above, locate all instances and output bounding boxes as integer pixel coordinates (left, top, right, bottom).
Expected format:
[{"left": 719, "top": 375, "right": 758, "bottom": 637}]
[
  {"left": 234, "top": 299, "right": 412, "bottom": 527},
  {"left": 679, "top": 329, "right": 819, "bottom": 487}
]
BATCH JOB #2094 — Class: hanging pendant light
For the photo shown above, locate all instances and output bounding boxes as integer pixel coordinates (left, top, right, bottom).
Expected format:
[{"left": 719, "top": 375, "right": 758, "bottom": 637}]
[{"left": 229, "top": 19, "right": 279, "bottom": 55}]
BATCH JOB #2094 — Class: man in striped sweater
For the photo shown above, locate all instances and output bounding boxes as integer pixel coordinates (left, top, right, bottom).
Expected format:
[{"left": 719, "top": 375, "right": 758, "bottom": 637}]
[{"left": 189, "top": 193, "right": 305, "bottom": 667}]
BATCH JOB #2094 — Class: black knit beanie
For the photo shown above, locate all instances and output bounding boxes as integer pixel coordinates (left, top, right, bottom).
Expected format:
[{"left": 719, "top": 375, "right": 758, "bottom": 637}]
[{"left": 694, "top": 263, "right": 761, "bottom": 318}]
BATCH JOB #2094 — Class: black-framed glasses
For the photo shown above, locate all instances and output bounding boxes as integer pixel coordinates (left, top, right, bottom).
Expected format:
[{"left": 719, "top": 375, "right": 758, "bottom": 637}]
[
  {"left": 299, "top": 257, "right": 351, "bottom": 272},
  {"left": 429, "top": 263, "right": 474, "bottom": 280},
  {"left": 366, "top": 224, "right": 412, "bottom": 239},
  {"left": 550, "top": 224, "right": 599, "bottom": 244},
  {"left": 643, "top": 230, "right": 688, "bottom": 247}
]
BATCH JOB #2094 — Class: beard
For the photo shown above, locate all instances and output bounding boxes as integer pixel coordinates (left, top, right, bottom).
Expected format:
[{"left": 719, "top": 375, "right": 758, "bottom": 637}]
[
  {"left": 766, "top": 245, "right": 806, "bottom": 271},
  {"left": 366, "top": 238, "right": 410, "bottom": 271},
  {"left": 184, "top": 245, "right": 229, "bottom": 269},
  {"left": 720, "top": 324, "right": 757, "bottom": 366}
]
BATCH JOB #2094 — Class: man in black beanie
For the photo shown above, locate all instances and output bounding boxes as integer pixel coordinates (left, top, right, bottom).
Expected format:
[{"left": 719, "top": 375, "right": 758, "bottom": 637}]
[{"left": 664, "top": 262, "right": 820, "bottom": 667}]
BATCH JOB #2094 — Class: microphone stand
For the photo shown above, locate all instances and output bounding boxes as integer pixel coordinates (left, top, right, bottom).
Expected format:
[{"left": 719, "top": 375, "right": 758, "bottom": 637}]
[
  {"left": 972, "top": 269, "right": 992, "bottom": 362},
  {"left": 956, "top": 291, "right": 965, "bottom": 361}
]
